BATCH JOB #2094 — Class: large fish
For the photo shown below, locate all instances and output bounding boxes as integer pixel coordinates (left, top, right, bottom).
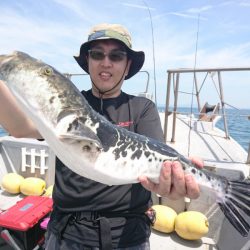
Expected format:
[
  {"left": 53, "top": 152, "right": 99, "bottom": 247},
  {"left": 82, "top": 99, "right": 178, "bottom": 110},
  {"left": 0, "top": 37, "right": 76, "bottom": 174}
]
[{"left": 0, "top": 51, "right": 249, "bottom": 237}]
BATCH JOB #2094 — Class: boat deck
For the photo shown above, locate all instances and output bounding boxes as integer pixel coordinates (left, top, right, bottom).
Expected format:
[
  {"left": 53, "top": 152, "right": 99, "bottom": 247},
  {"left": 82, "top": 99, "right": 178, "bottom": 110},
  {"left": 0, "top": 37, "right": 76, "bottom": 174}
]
[{"left": 160, "top": 112, "right": 249, "bottom": 178}]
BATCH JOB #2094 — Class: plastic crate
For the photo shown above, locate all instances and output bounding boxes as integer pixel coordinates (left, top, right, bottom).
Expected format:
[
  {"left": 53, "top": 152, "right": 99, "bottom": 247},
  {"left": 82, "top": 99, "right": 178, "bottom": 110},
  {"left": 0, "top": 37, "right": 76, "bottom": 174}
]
[{"left": 0, "top": 196, "right": 53, "bottom": 250}]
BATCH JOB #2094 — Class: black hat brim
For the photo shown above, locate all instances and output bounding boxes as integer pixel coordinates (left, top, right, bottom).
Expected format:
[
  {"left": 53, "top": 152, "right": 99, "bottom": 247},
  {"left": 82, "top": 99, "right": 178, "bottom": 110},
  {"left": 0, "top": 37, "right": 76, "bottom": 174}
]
[{"left": 74, "top": 40, "right": 145, "bottom": 80}]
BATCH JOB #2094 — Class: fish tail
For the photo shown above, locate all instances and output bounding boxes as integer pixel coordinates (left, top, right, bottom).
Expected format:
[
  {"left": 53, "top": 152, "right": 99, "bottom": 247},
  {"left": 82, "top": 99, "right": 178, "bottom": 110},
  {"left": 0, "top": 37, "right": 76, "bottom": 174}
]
[{"left": 218, "top": 179, "right": 250, "bottom": 237}]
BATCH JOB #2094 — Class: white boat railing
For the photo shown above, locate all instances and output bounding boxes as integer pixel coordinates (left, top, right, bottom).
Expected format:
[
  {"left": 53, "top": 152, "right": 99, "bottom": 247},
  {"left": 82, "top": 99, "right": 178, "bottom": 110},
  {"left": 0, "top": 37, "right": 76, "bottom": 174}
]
[{"left": 163, "top": 67, "right": 250, "bottom": 142}]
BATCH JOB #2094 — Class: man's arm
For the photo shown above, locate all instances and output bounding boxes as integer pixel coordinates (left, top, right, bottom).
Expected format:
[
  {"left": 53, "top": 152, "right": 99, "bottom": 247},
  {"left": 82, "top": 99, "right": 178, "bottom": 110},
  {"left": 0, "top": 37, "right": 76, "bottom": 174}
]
[{"left": 0, "top": 80, "right": 41, "bottom": 138}]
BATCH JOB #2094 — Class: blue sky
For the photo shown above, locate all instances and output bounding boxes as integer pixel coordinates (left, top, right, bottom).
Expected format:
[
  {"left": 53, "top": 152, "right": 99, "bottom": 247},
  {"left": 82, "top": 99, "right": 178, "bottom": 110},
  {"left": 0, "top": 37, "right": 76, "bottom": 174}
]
[{"left": 1, "top": 0, "right": 250, "bottom": 108}]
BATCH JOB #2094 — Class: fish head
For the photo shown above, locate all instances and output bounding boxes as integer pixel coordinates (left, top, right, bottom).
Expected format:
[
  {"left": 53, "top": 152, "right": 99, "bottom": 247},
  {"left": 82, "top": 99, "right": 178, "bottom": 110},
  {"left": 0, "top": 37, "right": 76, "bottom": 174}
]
[
  {"left": 0, "top": 51, "right": 58, "bottom": 83},
  {"left": 0, "top": 51, "right": 87, "bottom": 121}
]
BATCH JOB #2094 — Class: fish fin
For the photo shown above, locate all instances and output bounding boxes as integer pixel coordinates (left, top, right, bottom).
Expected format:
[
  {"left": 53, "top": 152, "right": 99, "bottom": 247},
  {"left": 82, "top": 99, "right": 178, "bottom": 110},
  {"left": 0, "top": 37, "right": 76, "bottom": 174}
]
[
  {"left": 59, "top": 132, "right": 102, "bottom": 149},
  {"left": 218, "top": 201, "right": 250, "bottom": 237},
  {"left": 228, "top": 180, "right": 250, "bottom": 216},
  {"left": 56, "top": 114, "right": 102, "bottom": 148},
  {"left": 219, "top": 179, "right": 250, "bottom": 237}
]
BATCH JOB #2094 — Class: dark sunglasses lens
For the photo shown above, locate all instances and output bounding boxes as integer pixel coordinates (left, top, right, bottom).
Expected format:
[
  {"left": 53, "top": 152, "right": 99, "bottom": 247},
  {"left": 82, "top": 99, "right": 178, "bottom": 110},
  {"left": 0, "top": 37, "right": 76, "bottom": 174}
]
[
  {"left": 109, "top": 51, "right": 127, "bottom": 62},
  {"left": 89, "top": 50, "right": 105, "bottom": 60},
  {"left": 89, "top": 50, "right": 127, "bottom": 61}
]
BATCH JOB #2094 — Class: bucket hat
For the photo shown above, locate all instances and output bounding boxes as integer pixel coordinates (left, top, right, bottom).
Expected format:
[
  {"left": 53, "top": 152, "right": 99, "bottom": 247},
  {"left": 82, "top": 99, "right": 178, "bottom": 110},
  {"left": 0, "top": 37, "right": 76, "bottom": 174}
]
[{"left": 74, "top": 23, "right": 145, "bottom": 80}]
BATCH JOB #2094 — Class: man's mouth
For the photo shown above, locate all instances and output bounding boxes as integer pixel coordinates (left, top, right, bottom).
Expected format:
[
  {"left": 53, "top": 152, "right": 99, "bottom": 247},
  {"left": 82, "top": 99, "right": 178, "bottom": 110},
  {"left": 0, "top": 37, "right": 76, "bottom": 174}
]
[{"left": 99, "top": 72, "right": 112, "bottom": 80}]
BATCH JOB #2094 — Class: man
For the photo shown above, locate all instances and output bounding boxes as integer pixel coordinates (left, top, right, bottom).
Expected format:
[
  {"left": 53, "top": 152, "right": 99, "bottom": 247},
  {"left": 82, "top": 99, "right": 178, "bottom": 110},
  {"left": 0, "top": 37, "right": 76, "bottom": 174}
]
[{"left": 0, "top": 23, "right": 201, "bottom": 249}]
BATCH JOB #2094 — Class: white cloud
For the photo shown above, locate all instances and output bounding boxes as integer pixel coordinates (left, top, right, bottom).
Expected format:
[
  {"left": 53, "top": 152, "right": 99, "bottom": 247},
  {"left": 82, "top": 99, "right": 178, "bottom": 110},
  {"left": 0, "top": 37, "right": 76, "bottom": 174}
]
[
  {"left": 51, "top": 0, "right": 94, "bottom": 22},
  {"left": 121, "top": 2, "right": 155, "bottom": 10},
  {"left": 239, "top": 1, "right": 250, "bottom": 7},
  {"left": 167, "top": 12, "right": 207, "bottom": 21},
  {"left": 186, "top": 5, "right": 212, "bottom": 13}
]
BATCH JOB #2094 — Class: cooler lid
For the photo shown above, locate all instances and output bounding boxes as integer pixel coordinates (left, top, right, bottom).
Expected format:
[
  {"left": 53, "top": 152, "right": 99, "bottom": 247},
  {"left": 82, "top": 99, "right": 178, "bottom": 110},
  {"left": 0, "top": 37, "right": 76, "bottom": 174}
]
[{"left": 0, "top": 196, "right": 53, "bottom": 231}]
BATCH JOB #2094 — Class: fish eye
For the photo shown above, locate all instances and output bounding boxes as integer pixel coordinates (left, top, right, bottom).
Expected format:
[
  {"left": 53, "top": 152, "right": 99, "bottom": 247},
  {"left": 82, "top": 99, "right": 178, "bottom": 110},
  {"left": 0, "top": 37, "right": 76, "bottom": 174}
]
[{"left": 41, "top": 66, "right": 53, "bottom": 76}]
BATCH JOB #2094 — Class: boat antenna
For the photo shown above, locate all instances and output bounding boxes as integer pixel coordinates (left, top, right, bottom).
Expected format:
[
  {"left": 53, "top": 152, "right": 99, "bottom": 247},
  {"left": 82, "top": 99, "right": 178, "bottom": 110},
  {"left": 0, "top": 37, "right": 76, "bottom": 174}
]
[
  {"left": 142, "top": 0, "right": 157, "bottom": 105},
  {"left": 188, "top": 13, "right": 200, "bottom": 156},
  {"left": 193, "top": 13, "right": 200, "bottom": 73}
]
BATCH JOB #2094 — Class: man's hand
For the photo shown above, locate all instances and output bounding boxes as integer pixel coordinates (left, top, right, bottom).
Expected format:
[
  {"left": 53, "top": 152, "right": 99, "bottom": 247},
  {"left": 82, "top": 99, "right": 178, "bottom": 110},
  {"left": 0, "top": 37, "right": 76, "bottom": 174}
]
[{"left": 138, "top": 157, "right": 203, "bottom": 200}]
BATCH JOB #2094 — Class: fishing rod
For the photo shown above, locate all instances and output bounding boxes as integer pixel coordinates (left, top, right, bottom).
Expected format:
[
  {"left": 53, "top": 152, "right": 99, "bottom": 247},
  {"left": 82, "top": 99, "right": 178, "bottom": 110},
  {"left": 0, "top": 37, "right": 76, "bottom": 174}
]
[
  {"left": 187, "top": 13, "right": 201, "bottom": 156},
  {"left": 142, "top": 0, "right": 157, "bottom": 106}
]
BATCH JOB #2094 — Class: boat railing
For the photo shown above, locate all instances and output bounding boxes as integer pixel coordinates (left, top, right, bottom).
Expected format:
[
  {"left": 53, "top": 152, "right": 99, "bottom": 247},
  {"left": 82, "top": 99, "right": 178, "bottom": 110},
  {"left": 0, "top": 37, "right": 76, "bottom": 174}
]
[
  {"left": 0, "top": 137, "right": 55, "bottom": 186},
  {"left": 163, "top": 67, "right": 250, "bottom": 144}
]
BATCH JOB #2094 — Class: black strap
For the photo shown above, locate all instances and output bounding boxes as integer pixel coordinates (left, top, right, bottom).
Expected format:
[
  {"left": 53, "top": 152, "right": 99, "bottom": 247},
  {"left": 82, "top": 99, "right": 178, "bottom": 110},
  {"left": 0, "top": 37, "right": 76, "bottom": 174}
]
[
  {"left": 49, "top": 212, "right": 73, "bottom": 240},
  {"left": 49, "top": 207, "right": 154, "bottom": 249},
  {"left": 97, "top": 217, "right": 112, "bottom": 250}
]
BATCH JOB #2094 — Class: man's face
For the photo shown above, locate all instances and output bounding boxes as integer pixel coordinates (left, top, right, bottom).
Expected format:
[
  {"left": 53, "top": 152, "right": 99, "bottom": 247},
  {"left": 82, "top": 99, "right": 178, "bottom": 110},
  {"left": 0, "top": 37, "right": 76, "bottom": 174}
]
[{"left": 87, "top": 40, "right": 131, "bottom": 98}]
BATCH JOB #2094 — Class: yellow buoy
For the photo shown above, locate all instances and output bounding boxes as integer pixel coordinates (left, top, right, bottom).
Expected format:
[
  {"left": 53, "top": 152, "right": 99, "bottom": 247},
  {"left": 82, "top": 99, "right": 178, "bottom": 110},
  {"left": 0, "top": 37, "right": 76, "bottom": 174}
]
[
  {"left": 152, "top": 205, "right": 177, "bottom": 233},
  {"left": 43, "top": 185, "right": 53, "bottom": 197},
  {"left": 175, "top": 211, "right": 209, "bottom": 240},
  {"left": 20, "top": 177, "right": 46, "bottom": 196},
  {"left": 1, "top": 173, "right": 24, "bottom": 194}
]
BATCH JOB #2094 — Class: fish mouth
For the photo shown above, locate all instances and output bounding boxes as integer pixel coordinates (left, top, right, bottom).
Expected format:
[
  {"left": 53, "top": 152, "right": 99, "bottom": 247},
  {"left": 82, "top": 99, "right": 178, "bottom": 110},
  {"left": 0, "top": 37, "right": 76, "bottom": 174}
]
[
  {"left": 0, "top": 53, "right": 15, "bottom": 67},
  {"left": 0, "top": 51, "right": 22, "bottom": 66}
]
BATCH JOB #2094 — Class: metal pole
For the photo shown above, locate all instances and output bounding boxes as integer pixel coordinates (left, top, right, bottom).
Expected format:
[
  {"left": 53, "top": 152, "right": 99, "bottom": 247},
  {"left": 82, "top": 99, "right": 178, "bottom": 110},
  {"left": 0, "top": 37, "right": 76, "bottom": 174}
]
[
  {"left": 171, "top": 73, "right": 180, "bottom": 143},
  {"left": 217, "top": 71, "right": 230, "bottom": 139},
  {"left": 247, "top": 143, "right": 250, "bottom": 164},
  {"left": 164, "top": 72, "right": 172, "bottom": 142}
]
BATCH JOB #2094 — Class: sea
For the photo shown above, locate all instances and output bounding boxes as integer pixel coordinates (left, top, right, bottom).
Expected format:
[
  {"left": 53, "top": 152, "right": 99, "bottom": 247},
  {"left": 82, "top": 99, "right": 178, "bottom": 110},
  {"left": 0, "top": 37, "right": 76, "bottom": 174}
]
[
  {"left": 159, "top": 107, "right": 250, "bottom": 152},
  {"left": 0, "top": 108, "right": 250, "bottom": 152},
  {"left": 216, "top": 108, "right": 250, "bottom": 152}
]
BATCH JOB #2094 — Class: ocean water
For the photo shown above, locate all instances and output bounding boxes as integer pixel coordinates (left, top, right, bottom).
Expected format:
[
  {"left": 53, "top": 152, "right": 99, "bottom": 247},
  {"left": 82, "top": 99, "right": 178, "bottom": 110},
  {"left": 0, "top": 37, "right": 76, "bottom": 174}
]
[
  {"left": 159, "top": 107, "right": 250, "bottom": 152},
  {"left": 0, "top": 108, "right": 249, "bottom": 151},
  {"left": 216, "top": 109, "right": 250, "bottom": 152}
]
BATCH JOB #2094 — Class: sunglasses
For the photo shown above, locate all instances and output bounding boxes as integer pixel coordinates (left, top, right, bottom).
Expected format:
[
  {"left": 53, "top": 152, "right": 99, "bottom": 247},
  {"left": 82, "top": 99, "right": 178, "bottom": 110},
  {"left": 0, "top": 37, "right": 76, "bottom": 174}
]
[{"left": 88, "top": 49, "right": 127, "bottom": 62}]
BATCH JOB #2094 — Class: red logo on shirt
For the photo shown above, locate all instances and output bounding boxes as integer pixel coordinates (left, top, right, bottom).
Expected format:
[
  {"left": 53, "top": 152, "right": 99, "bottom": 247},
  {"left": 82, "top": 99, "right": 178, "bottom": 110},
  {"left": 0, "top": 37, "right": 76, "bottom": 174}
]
[{"left": 117, "top": 121, "right": 133, "bottom": 127}]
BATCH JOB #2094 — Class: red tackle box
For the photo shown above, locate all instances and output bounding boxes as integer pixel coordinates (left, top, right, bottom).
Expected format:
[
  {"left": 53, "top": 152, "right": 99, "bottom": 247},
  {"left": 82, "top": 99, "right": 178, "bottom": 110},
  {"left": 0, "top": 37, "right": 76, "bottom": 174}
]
[{"left": 0, "top": 196, "right": 53, "bottom": 250}]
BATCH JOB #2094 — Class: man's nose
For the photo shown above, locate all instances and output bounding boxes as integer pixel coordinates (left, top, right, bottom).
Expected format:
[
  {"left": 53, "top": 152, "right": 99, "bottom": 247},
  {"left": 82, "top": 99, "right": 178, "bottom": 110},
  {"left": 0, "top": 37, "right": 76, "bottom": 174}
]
[{"left": 100, "top": 54, "right": 112, "bottom": 66}]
